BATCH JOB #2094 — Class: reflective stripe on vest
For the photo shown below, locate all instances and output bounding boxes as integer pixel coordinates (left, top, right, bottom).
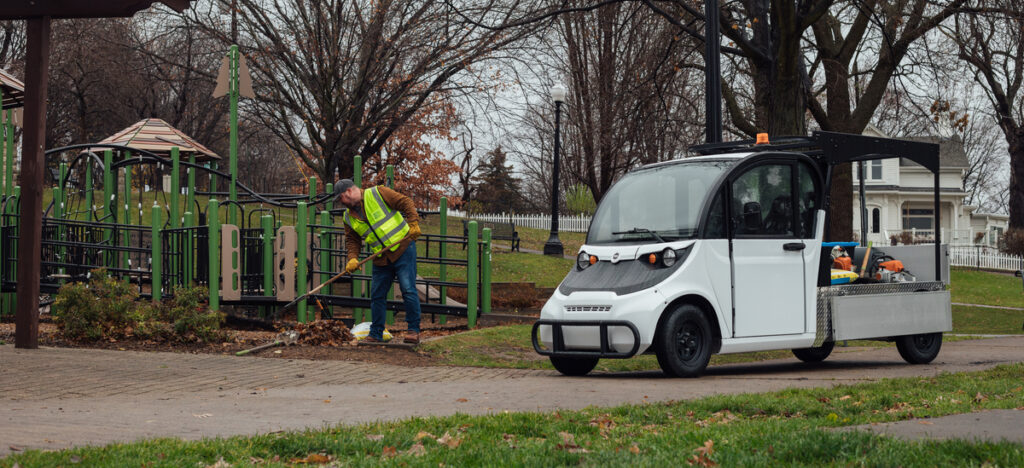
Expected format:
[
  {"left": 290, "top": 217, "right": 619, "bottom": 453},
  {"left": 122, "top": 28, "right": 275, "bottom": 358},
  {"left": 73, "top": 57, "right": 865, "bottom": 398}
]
[{"left": 343, "top": 186, "right": 410, "bottom": 254}]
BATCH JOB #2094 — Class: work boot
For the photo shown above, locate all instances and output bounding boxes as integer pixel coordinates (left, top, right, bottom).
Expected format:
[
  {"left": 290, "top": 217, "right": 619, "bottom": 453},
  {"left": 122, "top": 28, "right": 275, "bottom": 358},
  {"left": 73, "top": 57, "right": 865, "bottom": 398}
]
[{"left": 403, "top": 332, "right": 420, "bottom": 344}]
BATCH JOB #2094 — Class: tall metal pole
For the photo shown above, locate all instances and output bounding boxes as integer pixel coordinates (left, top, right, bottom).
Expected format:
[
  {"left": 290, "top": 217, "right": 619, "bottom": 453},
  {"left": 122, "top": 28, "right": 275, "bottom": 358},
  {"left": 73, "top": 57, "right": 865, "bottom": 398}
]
[
  {"left": 543, "top": 97, "right": 564, "bottom": 257},
  {"left": 15, "top": 16, "right": 52, "bottom": 349},
  {"left": 228, "top": 45, "right": 239, "bottom": 227},
  {"left": 704, "top": 0, "right": 722, "bottom": 143}
]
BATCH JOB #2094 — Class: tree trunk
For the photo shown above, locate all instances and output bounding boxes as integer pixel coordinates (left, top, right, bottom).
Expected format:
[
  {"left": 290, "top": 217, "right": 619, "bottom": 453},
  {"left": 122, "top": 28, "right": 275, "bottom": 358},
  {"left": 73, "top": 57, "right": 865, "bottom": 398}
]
[{"left": 1008, "top": 127, "right": 1024, "bottom": 230}]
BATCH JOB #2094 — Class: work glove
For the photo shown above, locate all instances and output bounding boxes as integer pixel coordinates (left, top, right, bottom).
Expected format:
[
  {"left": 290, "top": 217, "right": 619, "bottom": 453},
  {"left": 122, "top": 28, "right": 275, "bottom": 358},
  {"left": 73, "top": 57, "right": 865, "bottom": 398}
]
[
  {"left": 345, "top": 258, "right": 360, "bottom": 273},
  {"left": 408, "top": 222, "right": 421, "bottom": 241}
]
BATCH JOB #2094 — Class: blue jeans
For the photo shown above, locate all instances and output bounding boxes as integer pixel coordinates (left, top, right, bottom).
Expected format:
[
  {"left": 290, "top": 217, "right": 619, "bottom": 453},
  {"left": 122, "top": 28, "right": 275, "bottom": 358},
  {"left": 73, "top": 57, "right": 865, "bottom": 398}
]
[{"left": 369, "top": 241, "right": 421, "bottom": 340}]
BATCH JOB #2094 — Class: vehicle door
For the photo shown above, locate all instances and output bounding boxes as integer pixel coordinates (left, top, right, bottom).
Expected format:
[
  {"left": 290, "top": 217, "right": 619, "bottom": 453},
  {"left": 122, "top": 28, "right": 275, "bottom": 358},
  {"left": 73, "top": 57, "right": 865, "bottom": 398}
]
[{"left": 729, "top": 160, "right": 806, "bottom": 337}]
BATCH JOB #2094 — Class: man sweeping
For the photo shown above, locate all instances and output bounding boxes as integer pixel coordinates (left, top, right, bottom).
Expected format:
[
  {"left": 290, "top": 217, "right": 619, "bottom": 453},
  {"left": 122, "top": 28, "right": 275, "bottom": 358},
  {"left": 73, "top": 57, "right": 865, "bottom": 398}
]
[{"left": 335, "top": 179, "right": 422, "bottom": 344}]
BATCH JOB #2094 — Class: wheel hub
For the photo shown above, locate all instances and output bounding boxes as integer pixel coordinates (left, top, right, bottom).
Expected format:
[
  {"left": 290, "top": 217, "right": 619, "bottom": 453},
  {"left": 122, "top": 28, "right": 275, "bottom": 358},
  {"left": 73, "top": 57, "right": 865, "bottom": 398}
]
[{"left": 675, "top": 324, "right": 700, "bottom": 361}]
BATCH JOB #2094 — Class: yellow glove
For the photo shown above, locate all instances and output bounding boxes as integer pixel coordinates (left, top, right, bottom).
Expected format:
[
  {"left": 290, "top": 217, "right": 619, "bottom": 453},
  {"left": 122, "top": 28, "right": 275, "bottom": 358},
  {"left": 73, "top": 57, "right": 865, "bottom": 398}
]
[
  {"left": 345, "top": 258, "right": 360, "bottom": 273},
  {"left": 408, "top": 222, "right": 421, "bottom": 240}
]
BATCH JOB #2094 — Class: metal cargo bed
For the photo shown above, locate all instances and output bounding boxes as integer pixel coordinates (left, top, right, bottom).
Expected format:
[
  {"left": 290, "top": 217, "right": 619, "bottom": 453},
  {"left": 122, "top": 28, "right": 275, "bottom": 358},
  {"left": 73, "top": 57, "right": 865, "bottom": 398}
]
[{"left": 814, "top": 281, "right": 951, "bottom": 346}]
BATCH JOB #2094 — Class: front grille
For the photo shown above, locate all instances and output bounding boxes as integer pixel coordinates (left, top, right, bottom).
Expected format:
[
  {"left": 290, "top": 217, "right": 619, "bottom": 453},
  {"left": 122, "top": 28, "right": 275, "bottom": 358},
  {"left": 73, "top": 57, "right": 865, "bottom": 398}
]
[{"left": 565, "top": 305, "right": 612, "bottom": 313}]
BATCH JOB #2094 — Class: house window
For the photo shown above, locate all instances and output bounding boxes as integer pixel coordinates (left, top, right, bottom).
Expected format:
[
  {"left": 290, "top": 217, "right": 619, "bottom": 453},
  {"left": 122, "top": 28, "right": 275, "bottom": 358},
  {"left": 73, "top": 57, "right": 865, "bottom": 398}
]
[
  {"left": 871, "top": 208, "right": 880, "bottom": 233},
  {"left": 902, "top": 205, "right": 934, "bottom": 230},
  {"left": 858, "top": 160, "right": 883, "bottom": 181}
]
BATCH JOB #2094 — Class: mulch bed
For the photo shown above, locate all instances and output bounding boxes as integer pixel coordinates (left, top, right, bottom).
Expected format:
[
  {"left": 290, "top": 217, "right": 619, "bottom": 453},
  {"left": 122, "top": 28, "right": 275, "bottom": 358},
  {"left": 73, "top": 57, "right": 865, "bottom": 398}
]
[{"left": 0, "top": 315, "right": 478, "bottom": 368}]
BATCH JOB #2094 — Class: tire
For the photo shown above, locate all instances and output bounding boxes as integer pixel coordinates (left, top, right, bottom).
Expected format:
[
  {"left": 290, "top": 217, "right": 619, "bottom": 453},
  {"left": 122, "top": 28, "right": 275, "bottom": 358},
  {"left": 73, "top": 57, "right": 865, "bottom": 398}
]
[
  {"left": 549, "top": 356, "right": 599, "bottom": 376},
  {"left": 895, "top": 332, "right": 943, "bottom": 364},
  {"left": 792, "top": 341, "right": 835, "bottom": 362},
  {"left": 655, "top": 304, "right": 713, "bottom": 378}
]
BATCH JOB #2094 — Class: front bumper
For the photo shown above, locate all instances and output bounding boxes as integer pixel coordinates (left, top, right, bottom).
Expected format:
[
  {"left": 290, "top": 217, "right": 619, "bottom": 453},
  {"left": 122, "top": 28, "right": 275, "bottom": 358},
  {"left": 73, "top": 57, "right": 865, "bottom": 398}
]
[{"left": 531, "top": 319, "right": 641, "bottom": 358}]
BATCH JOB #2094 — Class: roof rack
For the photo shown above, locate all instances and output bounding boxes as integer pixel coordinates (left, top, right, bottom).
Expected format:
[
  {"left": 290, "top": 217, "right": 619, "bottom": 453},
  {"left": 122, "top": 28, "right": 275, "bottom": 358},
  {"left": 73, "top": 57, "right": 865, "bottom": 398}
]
[
  {"left": 689, "top": 135, "right": 820, "bottom": 156},
  {"left": 689, "top": 131, "right": 940, "bottom": 173}
]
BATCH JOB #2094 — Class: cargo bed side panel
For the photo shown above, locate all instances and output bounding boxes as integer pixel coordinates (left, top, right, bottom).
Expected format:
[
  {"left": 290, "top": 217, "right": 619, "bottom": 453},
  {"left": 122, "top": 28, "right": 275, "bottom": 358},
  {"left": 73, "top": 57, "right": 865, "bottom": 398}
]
[{"left": 832, "top": 291, "right": 952, "bottom": 340}]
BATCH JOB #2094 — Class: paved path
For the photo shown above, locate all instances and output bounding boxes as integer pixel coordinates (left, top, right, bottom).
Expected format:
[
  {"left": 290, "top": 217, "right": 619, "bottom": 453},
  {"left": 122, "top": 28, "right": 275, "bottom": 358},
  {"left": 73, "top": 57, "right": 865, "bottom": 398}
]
[{"left": 2, "top": 336, "right": 1023, "bottom": 456}]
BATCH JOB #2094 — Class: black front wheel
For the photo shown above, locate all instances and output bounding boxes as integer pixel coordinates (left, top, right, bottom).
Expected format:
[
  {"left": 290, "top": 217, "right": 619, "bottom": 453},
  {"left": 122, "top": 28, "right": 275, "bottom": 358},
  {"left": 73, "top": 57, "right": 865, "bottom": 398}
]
[
  {"left": 895, "top": 332, "right": 943, "bottom": 364},
  {"left": 792, "top": 341, "right": 835, "bottom": 363},
  {"left": 655, "top": 304, "right": 712, "bottom": 378},
  {"left": 550, "top": 356, "right": 599, "bottom": 376}
]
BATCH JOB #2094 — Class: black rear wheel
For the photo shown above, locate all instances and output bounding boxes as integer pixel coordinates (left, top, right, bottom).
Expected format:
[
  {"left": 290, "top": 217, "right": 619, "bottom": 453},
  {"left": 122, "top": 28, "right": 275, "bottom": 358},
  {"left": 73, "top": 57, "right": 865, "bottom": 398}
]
[
  {"left": 549, "top": 356, "right": 599, "bottom": 376},
  {"left": 655, "top": 304, "right": 712, "bottom": 378},
  {"left": 792, "top": 341, "right": 835, "bottom": 362},
  {"left": 895, "top": 332, "right": 942, "bottom": 364}
]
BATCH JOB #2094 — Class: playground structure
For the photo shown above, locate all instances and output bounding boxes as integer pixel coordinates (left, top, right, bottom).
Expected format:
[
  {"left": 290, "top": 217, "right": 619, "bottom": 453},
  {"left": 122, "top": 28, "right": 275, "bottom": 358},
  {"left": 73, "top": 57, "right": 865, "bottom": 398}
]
[{"left": 0, "top": 144, "right": 495, "bottom": 328}]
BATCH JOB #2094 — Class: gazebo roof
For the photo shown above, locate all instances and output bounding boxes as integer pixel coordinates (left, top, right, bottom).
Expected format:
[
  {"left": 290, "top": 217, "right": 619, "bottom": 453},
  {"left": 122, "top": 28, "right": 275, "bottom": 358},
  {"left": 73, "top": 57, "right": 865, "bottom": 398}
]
[
  {"left": 0, "top": 68, "right": 25, "bottom": 110},
  {"left": 90, "top": 118, "right": 220, "bottom": 161}
]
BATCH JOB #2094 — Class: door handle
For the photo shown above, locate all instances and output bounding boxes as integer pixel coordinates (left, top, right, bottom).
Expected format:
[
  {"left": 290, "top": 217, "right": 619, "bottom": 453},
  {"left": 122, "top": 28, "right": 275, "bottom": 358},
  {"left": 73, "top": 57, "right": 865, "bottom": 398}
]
[{"left": 783, "top": 242, "right": 806, "bottom": 251}]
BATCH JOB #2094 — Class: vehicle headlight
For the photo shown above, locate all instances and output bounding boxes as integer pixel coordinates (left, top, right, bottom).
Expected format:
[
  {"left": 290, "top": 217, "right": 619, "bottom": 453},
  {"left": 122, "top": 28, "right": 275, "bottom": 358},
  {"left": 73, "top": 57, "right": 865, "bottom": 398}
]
[
  {"left": 577, "top": 251, "right": 592, "bottom": 270},
  {"left": 662, "top": 248, "right": 677, "bottom": 267},
  {"left": 576, "top": 251, "right": 597, "bottom": 270}
]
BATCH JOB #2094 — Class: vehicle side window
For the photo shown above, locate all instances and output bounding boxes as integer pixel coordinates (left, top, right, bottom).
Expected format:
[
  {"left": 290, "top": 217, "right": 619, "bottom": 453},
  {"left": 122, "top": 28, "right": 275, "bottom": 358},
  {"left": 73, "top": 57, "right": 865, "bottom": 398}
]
[
  {"left": 703, "top": 189, "right": 726, "bottom": 238},
  {"left": 798, "top": 162, "right": 820, "bottom": 238},
  {"left": 731, "top": 164, "right": 794, "bottom": 237}
]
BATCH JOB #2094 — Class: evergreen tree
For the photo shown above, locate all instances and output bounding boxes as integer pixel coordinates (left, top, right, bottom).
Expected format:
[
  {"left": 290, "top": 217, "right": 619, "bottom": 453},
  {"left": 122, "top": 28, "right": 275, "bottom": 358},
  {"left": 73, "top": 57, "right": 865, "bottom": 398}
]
[{"left": 472, "top": 147, "right": 523, "bottom": 213}]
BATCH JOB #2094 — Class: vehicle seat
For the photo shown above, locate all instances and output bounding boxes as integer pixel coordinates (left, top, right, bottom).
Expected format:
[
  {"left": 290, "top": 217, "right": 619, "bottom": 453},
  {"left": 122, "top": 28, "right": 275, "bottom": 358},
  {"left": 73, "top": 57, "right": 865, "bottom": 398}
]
[{"left": 762, "top": 196, "right": 792, "bottom": 235}]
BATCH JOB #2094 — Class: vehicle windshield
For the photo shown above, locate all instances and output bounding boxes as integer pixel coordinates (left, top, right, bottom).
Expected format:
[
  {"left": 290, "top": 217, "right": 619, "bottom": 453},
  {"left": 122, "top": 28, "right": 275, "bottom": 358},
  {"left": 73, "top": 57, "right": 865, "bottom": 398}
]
[{"left": 587, "top": 160, "right": 734, "bottom": 245}]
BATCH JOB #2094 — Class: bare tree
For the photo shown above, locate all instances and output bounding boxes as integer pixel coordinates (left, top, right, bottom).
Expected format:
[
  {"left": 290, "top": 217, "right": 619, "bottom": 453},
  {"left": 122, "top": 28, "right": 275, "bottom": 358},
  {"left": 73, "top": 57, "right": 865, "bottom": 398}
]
[
  {"left": 183, "top": 0, "right": 545, "bottom": 185},
  {"left": 0, "top": 20, "right": 24, "bottom": 72},
  {"left": 947, "top": 2, "right": 1024, "bottom": 236}
]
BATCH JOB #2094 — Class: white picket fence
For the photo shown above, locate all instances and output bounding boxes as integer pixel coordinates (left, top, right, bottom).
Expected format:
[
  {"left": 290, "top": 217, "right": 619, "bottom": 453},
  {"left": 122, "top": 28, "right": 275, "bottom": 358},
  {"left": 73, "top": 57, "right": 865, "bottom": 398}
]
[
  {"left": 446, "top": 209, "right": 592, "bottom": 233},
  {"left": 949, "top": 246, "right": 1024, "bottom": 273}
]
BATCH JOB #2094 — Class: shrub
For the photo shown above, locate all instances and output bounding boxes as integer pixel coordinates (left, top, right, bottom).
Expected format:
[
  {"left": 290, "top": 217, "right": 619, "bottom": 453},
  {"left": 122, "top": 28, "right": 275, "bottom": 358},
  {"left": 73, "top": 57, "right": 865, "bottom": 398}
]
[
  {"left": 564, "top": 184, "right": 596, "bottom": 216},
  {"left": 1002, "top": 228, "right": 1024, "bottom": 256},
  {"left": 157, "top": 285, "right": 228, "bottom": 343},
  {"left": 53, "top": 270, "right": 227, "bottom": 343},
  {"left": 53, "top": 269, "right": 149, "bottom": 341}
]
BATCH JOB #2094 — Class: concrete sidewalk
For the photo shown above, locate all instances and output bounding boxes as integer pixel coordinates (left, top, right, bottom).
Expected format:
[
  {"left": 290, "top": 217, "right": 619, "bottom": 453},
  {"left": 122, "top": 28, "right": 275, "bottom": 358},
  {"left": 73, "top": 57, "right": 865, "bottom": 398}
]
[{"left": 2, "top": 336, "right": 1023, "bottom": 456}]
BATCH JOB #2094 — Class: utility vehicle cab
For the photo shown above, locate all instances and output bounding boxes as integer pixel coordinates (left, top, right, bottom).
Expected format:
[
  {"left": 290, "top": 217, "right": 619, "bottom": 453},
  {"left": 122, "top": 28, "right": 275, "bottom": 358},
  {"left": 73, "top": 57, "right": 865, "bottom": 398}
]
[{"left": 532, "top": 132, "right": 952, "bottom": 377}]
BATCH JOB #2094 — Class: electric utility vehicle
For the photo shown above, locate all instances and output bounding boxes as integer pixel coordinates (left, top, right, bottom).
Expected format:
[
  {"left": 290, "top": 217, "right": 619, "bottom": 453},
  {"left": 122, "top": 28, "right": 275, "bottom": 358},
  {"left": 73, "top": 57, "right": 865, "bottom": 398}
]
[{"left": 532, "top": 132, "right": 952, "bottom": 377}]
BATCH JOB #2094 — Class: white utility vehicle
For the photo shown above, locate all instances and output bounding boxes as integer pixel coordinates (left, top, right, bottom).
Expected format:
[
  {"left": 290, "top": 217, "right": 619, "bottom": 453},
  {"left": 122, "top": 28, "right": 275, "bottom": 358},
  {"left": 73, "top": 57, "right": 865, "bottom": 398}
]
[{"left": 532, "top": 132, "right": 952, "bottom": 377}]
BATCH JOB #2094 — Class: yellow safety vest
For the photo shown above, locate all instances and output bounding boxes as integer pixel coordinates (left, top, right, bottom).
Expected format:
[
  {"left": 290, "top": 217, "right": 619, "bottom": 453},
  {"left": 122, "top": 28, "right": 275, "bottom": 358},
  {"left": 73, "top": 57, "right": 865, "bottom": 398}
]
[{"left": 343, "top": 186, "right": 410, "bottom": 254}]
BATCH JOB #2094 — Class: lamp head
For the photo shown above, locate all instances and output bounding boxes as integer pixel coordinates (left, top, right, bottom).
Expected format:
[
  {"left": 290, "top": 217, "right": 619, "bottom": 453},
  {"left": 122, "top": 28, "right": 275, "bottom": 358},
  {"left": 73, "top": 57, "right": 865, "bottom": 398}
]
[{"left": 550, "top": 84, "right": 567, "bottom": 103}]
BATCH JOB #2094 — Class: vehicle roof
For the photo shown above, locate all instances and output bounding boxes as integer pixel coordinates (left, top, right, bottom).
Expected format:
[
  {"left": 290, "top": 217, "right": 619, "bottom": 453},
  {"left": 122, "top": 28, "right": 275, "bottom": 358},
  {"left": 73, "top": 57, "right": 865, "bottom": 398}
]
[{"left": 639, "top": 153, "right": 751, "bottom": 170}]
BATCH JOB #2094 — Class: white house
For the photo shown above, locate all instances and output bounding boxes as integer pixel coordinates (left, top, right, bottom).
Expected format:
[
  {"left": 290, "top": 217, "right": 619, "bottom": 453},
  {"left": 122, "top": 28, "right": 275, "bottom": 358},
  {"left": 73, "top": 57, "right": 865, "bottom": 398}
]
[{"left": 852, "top": 126, "right": 1008, "bottom": 246}]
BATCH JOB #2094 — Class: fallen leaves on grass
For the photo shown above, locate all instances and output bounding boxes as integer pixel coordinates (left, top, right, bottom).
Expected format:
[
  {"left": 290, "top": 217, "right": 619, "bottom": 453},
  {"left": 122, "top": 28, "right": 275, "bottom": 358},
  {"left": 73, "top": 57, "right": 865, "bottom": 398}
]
[
  {"left": 414, "top": 431, "right": 436, "bottom": 441},
  {"left": 695, "top": 410, "right": 737, "bottom": 427},
  {"left": 556, "top": 431, "right": 589, "bottom": 453},
  {"left": 290, "top": 453, "right": 332, "bottom": 464},
  {"left": 437, "top": 432, "right": 463, "bottom": 448},
  {"left": 366, "top": 434, "right": 384, "bottom": 441},
  {"left": 589, "top": 414, "right": 616, "bottom": 438},
  {"left": 687, "top": 440, "right": 716, "bottom": 467},
  {"left": 404, "top": 442, "right": 426, "bottom": 456},
  {"left": 381, "top": 446, "right": 397, "bottom": 457}
]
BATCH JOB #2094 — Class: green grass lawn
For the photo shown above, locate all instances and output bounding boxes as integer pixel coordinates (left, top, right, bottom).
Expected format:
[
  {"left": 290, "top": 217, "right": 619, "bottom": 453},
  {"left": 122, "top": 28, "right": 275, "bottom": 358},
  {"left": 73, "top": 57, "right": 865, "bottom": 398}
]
[
  {"left": 6, "top": 364, "right": 1023, "bottom": 467},
  {"left": 950, "top": 268, "right": 1024, "bottom": 308}
]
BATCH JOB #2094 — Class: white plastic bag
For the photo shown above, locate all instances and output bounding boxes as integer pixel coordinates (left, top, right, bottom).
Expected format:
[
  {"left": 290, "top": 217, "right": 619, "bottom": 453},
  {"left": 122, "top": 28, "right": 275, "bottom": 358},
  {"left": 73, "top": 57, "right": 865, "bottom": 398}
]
[{"left": 351, "top": 321, "right": 392, "bottom": 341}]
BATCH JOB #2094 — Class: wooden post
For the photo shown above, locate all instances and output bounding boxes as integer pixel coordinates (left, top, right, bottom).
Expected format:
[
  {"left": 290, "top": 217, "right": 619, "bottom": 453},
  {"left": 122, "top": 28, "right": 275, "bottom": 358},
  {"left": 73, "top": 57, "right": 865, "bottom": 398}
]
[{"left": 15, "top": 17, "right": 51, "bottom": 349}]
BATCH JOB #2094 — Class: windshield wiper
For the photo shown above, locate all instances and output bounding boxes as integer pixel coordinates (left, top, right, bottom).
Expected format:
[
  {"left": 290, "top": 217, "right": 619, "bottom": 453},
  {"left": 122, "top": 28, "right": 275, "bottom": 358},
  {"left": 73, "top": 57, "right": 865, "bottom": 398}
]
[{"left": 611, "top": 227, "right": 666, "bottom": 243}]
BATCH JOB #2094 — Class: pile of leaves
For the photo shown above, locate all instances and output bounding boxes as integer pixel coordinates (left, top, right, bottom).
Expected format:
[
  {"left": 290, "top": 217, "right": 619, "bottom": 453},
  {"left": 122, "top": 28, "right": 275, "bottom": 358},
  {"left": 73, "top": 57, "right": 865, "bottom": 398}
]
[{"left": 292, "top": 320, "right": 354, "bottom": 346}]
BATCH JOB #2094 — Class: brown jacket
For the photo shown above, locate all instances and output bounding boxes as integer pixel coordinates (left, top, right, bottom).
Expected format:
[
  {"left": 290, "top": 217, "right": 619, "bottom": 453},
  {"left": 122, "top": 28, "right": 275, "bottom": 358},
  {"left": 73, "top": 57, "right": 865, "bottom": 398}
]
[{"left": 344, "top": 185, "right": 420, "bottom": 267}]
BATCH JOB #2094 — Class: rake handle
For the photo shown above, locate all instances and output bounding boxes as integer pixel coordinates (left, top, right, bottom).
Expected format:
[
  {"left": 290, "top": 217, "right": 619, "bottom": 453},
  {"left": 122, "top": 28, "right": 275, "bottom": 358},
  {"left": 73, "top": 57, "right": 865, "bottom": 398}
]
[{"left": 279, "top": 234, "right": 412, "bottom": 313}]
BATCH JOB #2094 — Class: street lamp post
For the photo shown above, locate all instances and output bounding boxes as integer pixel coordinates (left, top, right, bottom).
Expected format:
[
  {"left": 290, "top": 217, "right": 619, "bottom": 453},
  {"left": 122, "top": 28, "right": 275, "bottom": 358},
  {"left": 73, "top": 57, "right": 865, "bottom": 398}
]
[{"left": 544, "top": 84, "right": 567, "bottom": 257}]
